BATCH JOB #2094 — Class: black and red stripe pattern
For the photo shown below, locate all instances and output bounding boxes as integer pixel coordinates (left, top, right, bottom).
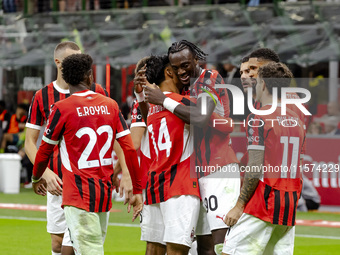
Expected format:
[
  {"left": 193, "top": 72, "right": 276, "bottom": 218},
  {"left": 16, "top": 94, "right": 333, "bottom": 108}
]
[
  {"left": 245, "top": 182, "right": 301, "bottom": 226},
  {"left": 70, "top": 174, "right": 113, "bottom": 212}
]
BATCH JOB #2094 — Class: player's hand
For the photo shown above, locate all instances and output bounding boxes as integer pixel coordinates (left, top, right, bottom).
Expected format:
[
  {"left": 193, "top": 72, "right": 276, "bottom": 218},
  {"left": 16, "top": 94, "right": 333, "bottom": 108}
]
[
  {"left": 120, "top": 169, "right": 133, "bottom": 205},
  {"left": 134, "top": 64, "right": 147, "bottom": 93},
  {"left": 144, "top": 83, "right": 166, "bottom": 106},
  {"left": 224, "top": 203, "right": 244, "bottom": 227},
  {"left": 42, "top": 169, "right": 63, "bottom": 196},
  {"left": 127, "top": 194, "right": 143, "bottom": 222},
  {"left": 32, "top": 178, "right": 47, "bottom": 196}
]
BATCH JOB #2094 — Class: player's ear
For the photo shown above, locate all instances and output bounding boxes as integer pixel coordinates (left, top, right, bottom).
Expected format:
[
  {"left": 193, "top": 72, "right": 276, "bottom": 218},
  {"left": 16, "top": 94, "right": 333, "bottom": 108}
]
[
  {"left": 261, "top": 79, "right": 266, "bottom": 91},
  {"left": 88, "top": 70, "right": 94, "bottom": 85},
  {"left": 194, "top": 56, "right": 198, "bottom": 65},
  {"left": 166, "top": 66, "right": 173, "bottom": 78},
  {"left": 55, "top": 58, "right": 62, "bottom": 69}
]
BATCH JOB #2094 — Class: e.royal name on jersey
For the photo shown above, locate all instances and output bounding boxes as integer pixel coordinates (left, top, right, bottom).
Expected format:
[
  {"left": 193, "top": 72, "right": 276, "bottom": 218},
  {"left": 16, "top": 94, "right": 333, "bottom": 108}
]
[{"left": 76, "top": 105, "right": 111, "bottom": 117}]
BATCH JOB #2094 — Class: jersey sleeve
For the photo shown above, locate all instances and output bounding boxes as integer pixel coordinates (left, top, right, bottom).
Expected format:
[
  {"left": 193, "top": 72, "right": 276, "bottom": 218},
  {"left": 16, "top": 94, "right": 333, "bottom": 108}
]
[
  {"left": 42, "top": 104, "right": 65, "bottom": 145},
  {"left": 130, "top": 100, "right": 146, "bottom": 128},
  {"left": 246, "top": 113, "right": 265, "bottom": 151},
  {"left": 26, "top": 92, "right": 44, "bottom": 130},
  {"left": 114, "top": 104, "right": 131, "bottom": 139},
  {"left": 196, "top": 70, "right": 224, "bottom": 105}
]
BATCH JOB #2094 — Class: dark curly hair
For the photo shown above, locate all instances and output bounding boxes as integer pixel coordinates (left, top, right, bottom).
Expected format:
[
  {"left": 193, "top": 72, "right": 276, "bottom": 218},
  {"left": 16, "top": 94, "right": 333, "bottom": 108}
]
[
  {"left": 61, "top": 54, "right": 93, "bottom": 86},
  {"left": 145, "top": 55, "right": 169, "bottom": 86},
  {"left": 168, "top": 40, "right": 208, "bottom": 61},
  {"left": 249, "top": 48, "right": 280, "bottom": 63},
  {"left": 258, "top": 62, "right": 293, "bottom": 98}
]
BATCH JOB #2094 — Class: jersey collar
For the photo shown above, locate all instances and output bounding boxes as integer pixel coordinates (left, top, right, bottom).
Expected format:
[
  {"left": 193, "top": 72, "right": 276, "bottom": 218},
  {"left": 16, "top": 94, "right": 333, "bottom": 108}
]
[
  {"left": 73, "top": 90, "right": 96, "bottom": 97},
  {"left": 53, "top": 81, "right": 70, "bottom": 94}
]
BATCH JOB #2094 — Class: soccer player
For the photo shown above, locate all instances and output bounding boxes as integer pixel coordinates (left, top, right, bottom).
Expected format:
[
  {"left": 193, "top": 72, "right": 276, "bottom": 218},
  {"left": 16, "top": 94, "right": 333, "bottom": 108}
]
[
  {"left": 239, "top": 48, "right": 306, "bottom": 166},
  {"left": 222, "top": 62, "right": 305, "bottom": 255},
  {"left": 136, "top": 55, "right": 200, "bottom": 255},
  {"left": 31, "top": 53, "right": 143, "bottom": 255},
  {"left": 24, "top": 41, "right": 107, "bottom": 255},
  {"left": 143, "top": 40, "right": 239, "bottom": 254},
  {"left": 114, "top": 57, "right": 151, "bottom": 202}
]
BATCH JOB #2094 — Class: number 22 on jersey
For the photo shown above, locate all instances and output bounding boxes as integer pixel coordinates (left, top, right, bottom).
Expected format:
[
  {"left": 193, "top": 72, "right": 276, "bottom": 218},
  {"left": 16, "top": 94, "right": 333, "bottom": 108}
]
[{"left": 76, "top": 125, "right": 113, "bottom": 170}]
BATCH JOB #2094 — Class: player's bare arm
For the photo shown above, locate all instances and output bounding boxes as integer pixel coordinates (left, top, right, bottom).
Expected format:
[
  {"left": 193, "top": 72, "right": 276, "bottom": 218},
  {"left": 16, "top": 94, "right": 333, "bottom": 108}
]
[
  {"left": 32, "top": 140, "right": 58, "bottom": 196},
  {"left": 113, "top": 141, "right": 133, "bottom": 204},
  {"left": 116, "top": 133, "right": 144, "bottom": 220},
  {"left": 25, "top": 127, "right": 63, "bottom": 196},
  {"left": 224, "top": 149, "right": 264, "bottom": 227}
]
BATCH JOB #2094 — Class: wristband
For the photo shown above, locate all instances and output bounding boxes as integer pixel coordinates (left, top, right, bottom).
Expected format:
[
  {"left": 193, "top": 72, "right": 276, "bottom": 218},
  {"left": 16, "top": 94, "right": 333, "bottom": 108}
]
[
  {"left": 134, "top": 91, "right": 145, "bottom": 103},
  {"left": 31, "top": 176, "right": 41, "bottom": 184},
  {"left": 163, "top": 97, "right": 180, "bottom": 113}
]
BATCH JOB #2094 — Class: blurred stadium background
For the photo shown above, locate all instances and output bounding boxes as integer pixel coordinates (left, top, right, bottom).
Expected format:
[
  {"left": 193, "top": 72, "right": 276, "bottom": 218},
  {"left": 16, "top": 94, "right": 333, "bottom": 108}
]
[{"left": 0, "top": 1, "right": 340, "bottom": 254}]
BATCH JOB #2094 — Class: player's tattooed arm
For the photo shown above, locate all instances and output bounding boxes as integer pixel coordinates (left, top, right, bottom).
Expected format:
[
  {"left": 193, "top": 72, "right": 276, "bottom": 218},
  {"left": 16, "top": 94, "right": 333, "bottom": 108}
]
[{"left": 238, "top": 149, "right": 264, "bottom": 206}]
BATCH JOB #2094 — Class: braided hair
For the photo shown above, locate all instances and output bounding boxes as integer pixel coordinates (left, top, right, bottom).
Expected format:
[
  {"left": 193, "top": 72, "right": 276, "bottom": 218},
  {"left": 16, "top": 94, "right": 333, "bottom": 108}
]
[{"left": 168, "top": 40, "right": 208, "bottom": 61}]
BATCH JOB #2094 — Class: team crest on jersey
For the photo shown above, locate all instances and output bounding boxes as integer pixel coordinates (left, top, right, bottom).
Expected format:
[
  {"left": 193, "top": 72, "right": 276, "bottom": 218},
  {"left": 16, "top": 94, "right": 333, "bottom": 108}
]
[
  {"left": 205, "top": 79, "right": 212, "bottom": 85},
  {"left": 248, "top": 128, "right": 254, "bottom": 136},
  {"left": 45, "top": 128, "right": 51, "bottom": 135},
  {"left": 193, "top": 181, "right": 197, "bottom": 188}
]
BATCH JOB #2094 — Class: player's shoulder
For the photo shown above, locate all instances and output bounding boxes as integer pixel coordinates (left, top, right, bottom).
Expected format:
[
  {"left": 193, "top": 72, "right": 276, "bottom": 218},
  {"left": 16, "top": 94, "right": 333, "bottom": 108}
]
[
  {"left": 167, "top": 92, "right": 192, "bottom": 105},
  {"left": 204, "top": 69, "right": 223, "bottom": 80},
  {"left": 285, "top": 92, "right": 300, "bottom": 99},
  {"left": 33, "top": 82, "right": 54, "bottom": 97},
  {"left": 92, "top": 83, "right": 108, "bottom": 96}
]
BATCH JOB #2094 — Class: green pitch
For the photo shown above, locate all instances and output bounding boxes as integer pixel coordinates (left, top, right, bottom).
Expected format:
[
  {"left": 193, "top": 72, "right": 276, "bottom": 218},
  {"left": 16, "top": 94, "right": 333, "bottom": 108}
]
[{"left": 0, "top": 188, "right": 340, "bottom": 254}]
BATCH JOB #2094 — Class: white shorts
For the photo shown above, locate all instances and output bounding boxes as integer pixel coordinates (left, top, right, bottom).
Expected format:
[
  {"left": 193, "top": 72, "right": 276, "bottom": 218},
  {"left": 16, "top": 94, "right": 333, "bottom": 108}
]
[
  {"left": 46, "top": 192, "right": 72, "bottom": 246},
  {"left": 140, "top": 195, "right": 200, "bottom": 247},
  {"left": 196, "top": 164, "right": 240, "bottom": 234},
  {"left": 223, "top": 213, "right": 295, "bottom": 255},
  {"left": 64, "top": 206, "right": 110, "bottom": 255}
]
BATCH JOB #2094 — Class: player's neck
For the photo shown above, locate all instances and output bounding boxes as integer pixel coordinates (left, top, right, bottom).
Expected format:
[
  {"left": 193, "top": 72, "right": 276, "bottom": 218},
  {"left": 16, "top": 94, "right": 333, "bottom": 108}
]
[
  {"left": 56, "top": 73, "right": 69, "bottom": 90},
  {"left": 69, "top": 83, "right": 90, "bottom": 95},
  {"left": 160, "top": 79, "right": 179, "bottom": 94}
]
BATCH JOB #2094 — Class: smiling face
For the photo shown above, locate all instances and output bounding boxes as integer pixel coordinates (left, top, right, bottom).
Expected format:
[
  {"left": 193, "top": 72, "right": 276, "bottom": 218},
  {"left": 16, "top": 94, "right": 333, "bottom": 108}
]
[{"left": 169, "top": 48, "right": 199, "bottom": 87}]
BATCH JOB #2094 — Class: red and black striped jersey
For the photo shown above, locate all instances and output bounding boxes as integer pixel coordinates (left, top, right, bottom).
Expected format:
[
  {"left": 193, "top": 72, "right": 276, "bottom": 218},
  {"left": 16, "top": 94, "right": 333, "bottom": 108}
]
[
  {"left": 244, "top": 105, "right": 305, "bottom": 226},
  {"left": 41, "top": 90, "right": 130, "bottom": 212},
  {"left": 190, "top": 69, "right": 238, "bottom": 177},
  {"left": 241, "top": 93, "right": 307, "bottom": 166},
  {"left": 254, "top": 92, "right": 306, "bottom": 129},
  {"left": 145, "top": 92, "right": 200, "bottom": 205},
  {"left": 130, "top": 100, "right": 150, "bottom": 189},
  {"left": 26, "top": 81, "right": 107, "bottom": 178}
]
